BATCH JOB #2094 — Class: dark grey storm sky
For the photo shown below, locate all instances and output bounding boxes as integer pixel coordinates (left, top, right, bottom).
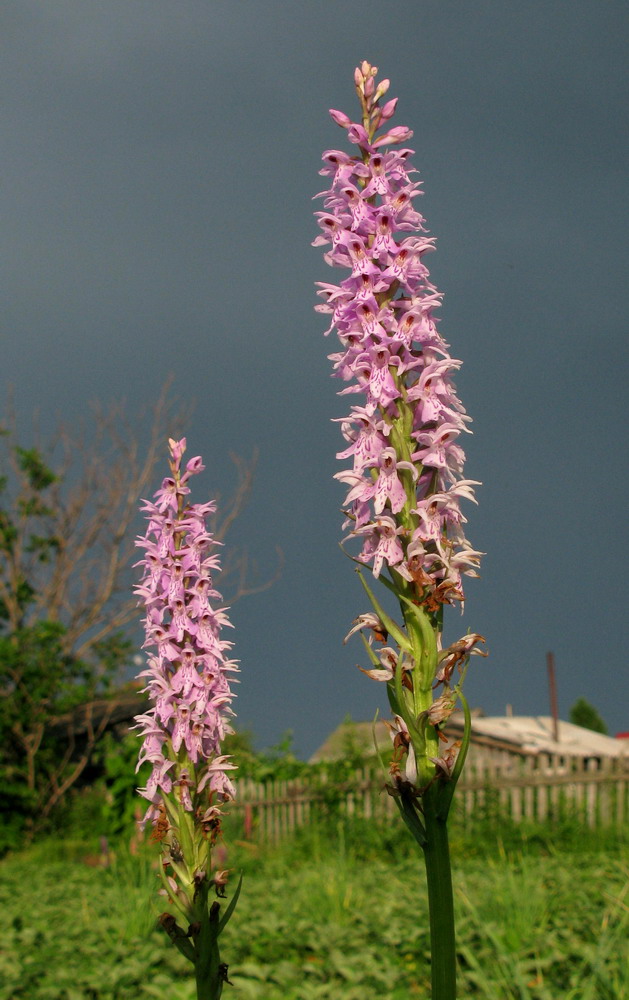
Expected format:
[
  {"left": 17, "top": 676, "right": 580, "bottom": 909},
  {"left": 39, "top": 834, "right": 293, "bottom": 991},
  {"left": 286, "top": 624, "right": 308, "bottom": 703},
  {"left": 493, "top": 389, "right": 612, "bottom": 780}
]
[{"left": 4, "top": 1, "right": 628, "bottom": 754}]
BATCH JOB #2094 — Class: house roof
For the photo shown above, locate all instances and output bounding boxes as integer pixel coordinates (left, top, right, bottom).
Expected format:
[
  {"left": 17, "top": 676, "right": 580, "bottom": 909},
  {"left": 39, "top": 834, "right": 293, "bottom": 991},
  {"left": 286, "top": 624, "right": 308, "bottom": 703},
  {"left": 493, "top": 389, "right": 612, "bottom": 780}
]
[
  {"left": 309, "top": 714, "right": 629, "bottom": 763},
  {"left": 446, "top": 715, "right": 628, "bottom": 758},
  {"left": 308, "top": 719, "right": 392, "bottom": 764}
]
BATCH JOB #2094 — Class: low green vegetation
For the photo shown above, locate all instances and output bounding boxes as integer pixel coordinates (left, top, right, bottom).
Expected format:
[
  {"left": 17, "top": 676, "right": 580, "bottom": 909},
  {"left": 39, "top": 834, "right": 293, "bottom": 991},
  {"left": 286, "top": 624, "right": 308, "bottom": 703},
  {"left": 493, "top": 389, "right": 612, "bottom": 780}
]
[
  {"left": 1, "top": 818, "right": 626, "bottom": 1000},
  {"left": 1, "top": 727, "right": 627, "bottom": 998}
]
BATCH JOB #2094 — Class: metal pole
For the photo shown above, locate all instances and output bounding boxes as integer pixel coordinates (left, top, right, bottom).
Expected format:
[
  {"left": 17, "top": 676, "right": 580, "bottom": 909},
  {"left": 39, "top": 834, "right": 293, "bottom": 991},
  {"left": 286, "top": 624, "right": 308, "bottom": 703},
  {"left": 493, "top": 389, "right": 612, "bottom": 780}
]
[{"left": 546, "top": 651, "right": 559, "bottom": 743}]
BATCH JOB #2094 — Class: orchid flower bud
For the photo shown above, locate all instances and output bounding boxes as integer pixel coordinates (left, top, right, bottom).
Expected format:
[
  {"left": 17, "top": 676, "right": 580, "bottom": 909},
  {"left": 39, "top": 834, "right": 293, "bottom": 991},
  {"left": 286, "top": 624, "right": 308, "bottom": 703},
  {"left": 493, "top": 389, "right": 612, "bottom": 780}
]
[
  {"left": 329, "top": 108, "right": 351, "bottom": 128},
  {"left": 379, "top": 97, "right": 398, "bottom": 122},
  {"left": 374, "top": 78, "right": 390, "bottom": 102}
]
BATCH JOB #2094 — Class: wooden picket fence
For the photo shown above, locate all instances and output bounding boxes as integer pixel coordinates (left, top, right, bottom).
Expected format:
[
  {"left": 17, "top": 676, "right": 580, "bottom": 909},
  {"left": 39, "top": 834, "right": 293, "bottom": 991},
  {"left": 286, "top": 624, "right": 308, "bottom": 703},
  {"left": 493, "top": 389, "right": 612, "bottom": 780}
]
[{"left": 230, "top": 751, "right": 629, "bottom": 843}]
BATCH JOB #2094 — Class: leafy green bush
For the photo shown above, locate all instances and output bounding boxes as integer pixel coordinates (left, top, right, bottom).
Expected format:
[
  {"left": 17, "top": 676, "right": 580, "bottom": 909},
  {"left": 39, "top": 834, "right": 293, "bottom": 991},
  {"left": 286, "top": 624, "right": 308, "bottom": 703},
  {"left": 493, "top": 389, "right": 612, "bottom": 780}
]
[
  {"left": 0, "top": 782, "right": 36, "bottom": 856},
  {"left": 569, "top": 697, "right": 608, "bottom": 735},
  {"left": 94, "top": 733, "right": 151, "bottom": 838}
]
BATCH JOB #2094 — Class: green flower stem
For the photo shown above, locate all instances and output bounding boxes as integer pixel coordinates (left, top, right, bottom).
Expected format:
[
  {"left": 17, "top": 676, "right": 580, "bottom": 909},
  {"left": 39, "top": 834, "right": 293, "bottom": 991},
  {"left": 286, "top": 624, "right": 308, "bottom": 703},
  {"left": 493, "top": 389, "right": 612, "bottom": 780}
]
[
  {"left": 193, "top": 888, "right": 224, "bottom": 1000},
  {"left": 422, "top": 786, "right": 457, "bottom": 1000}
]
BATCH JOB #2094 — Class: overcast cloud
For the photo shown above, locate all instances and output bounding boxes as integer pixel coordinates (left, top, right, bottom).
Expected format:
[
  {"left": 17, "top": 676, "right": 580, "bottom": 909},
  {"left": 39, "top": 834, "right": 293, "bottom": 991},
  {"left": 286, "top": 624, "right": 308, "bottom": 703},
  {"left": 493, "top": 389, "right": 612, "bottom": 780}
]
[{"left": 3, "top": 1, "right": 628, "bottom": 754}]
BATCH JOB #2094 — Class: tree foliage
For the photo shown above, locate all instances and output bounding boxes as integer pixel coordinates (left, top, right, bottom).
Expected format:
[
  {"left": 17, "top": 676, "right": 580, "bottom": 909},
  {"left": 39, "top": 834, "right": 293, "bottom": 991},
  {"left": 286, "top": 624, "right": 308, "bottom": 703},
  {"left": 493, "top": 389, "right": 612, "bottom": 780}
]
[{"left": 569, "top": 697, "right": 608, "bottom": 735}]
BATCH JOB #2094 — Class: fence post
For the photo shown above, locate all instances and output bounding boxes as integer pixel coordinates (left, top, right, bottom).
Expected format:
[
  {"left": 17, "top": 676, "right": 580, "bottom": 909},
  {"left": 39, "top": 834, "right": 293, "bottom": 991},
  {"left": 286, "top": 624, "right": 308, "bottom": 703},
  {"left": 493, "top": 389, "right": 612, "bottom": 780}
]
[
  {"left": 617, "top": 759, "right": 626, "bottom": 827},
  {"left": 585, "top": 758, "right": 598, "bottom": 829},
  {"left": 537, "top": 754, "right": 549, "bottom": 823}
]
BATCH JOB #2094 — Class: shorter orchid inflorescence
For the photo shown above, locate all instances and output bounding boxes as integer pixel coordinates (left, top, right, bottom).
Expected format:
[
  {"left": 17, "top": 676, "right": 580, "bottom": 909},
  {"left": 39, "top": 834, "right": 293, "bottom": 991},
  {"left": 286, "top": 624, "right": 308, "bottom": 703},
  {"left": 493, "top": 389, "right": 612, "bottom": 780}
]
[{"left": 134, "top": 437, "right": 240, "bottom": 999}]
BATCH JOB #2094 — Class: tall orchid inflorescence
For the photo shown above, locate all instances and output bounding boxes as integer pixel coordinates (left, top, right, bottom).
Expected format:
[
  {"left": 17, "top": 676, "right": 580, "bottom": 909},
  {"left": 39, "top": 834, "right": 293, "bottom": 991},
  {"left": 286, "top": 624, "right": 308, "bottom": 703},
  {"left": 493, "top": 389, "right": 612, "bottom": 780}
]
[
  {"left": 314, "top": 60, "right": 485, "bottom": 782},
  {"left": 314, "top": 65, "right": 483, "bottom": 612},
  {"left": 314, "top": 63, "right": 486, "bottom": 998},
  {"left": 134, "top": 438, "right": 240, "bottom": 999}
]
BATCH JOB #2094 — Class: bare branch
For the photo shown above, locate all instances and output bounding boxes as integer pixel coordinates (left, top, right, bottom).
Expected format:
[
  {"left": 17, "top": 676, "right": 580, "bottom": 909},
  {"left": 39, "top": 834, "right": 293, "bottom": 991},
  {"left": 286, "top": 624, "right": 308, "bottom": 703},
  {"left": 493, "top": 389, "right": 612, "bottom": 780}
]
[
  {"left": 224, "top": 545, "right": 285, "bottom": 604},
  {"left": 212, "top": 450, "right": 258, "bottom": 543},
  {"left": 207, "top": 450, "right": 284, "bottom": 604},
  {"left": 39, "top": 699, "right": 118, "bottom": 823},
  {"left": 1, "top": 379, "right": 191, "bottom": 662}
]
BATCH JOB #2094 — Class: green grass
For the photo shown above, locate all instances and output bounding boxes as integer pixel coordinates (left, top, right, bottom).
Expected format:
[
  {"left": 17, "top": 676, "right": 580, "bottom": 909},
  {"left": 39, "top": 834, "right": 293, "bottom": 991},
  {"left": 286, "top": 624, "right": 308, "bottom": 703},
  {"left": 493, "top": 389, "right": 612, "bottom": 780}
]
[{"left": 1, "top": 824, "right": 627, "bottom": 999}]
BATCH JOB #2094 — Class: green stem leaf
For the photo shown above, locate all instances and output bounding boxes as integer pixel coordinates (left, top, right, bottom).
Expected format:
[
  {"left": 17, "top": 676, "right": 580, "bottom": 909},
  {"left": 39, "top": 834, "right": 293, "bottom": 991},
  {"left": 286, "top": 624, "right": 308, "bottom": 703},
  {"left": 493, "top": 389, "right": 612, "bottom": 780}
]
[
  {"left": 217, "top": 872, "right": 243, "bottom": 936},
  {"left": 354, "top": 568, "right": 412, "bottom": 653},
  {"left": 437, "top": 685, "right": 472, "bottom": 821}
]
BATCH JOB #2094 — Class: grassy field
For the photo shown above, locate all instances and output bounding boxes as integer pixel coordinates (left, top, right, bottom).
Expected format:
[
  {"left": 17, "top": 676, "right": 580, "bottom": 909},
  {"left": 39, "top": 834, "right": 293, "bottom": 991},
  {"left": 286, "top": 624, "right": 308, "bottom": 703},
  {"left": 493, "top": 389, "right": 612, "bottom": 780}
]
[{"left": 1, "top": 824, "right": 627, "bottom": 1000}]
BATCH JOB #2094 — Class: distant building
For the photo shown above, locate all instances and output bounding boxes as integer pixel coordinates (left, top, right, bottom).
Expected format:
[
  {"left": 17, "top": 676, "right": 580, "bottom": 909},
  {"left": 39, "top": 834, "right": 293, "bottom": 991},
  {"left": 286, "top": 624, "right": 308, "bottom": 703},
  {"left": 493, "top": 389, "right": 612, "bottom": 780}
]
[
  {"left": 310, "top": 712, "right": 629, "bottom": 765},
  {"left": 445, "top": 714, "right": 628, "bottom": 760}
]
